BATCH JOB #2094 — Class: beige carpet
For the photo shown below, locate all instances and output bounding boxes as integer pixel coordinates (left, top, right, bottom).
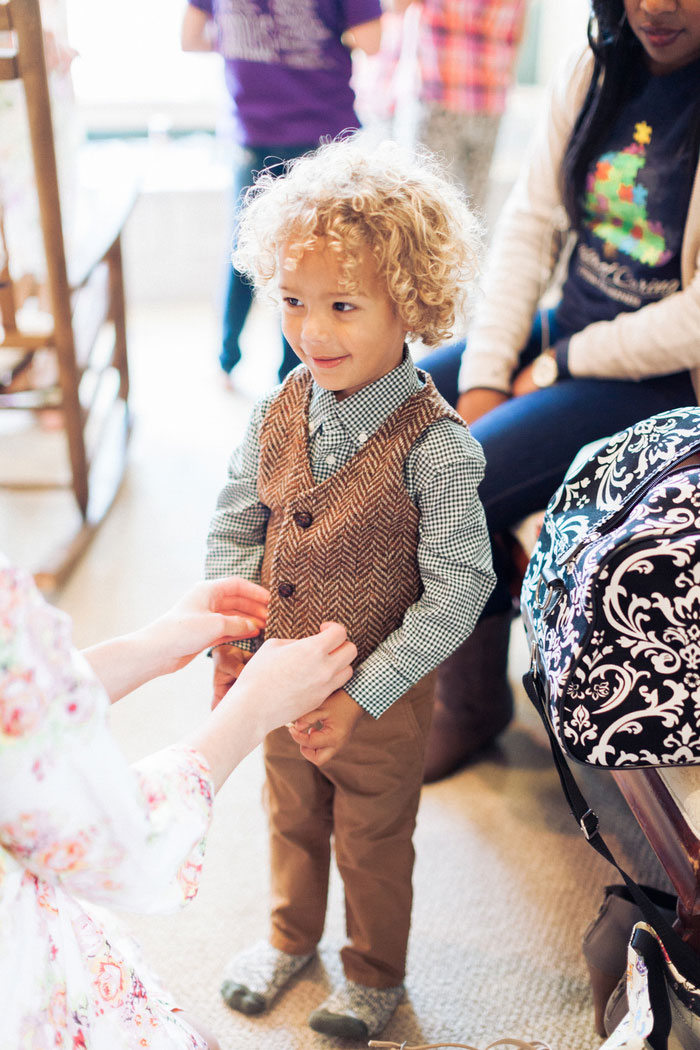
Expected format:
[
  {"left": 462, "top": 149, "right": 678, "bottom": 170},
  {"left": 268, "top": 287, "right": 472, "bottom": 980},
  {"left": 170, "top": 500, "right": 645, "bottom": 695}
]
[{"left": 2, "top": 302, "right": 668, "bottom": 1050}]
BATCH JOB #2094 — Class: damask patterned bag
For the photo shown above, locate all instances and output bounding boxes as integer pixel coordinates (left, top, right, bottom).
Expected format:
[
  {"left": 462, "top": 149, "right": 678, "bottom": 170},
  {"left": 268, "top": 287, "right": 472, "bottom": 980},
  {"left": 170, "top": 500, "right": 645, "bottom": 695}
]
[{"left": 521, "top": 406, "right": 700, "bottom": 770}]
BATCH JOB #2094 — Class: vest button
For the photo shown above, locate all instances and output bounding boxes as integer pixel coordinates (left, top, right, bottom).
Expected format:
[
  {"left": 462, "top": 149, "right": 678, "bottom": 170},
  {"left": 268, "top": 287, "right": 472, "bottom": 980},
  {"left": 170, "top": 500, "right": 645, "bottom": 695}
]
[
  {"left": 278, "top": 582, "right": 295, "bottom": 598},
  {"left": 293, "top": 510, "right": 313, "bottom": 529}
]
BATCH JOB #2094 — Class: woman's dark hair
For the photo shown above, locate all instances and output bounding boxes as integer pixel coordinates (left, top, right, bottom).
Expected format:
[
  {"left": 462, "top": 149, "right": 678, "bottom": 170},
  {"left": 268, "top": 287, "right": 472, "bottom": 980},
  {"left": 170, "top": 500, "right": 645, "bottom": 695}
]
[
  {"left": 561, "top": 1, "right": 645, "bottom": 224},
  {"left": 561, "top": 0, "right": 700, "bottom": 225}
]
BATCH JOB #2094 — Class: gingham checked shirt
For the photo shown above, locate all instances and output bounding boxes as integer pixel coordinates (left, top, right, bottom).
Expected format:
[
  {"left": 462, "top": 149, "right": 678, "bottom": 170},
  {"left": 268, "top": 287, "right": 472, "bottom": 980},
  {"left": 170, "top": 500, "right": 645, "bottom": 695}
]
[
  {"left": 418, "top": 0, "right": 528, "bottom": 115},
  {"left": 206, "top": 355, "right": 495, "bottom": 717}
]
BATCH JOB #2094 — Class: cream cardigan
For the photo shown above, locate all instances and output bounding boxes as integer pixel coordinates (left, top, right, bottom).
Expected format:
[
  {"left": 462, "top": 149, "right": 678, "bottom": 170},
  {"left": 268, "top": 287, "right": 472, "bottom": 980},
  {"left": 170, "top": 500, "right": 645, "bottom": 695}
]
[{"left": 459, "top": 48, "right": 700, "bottom": 401}]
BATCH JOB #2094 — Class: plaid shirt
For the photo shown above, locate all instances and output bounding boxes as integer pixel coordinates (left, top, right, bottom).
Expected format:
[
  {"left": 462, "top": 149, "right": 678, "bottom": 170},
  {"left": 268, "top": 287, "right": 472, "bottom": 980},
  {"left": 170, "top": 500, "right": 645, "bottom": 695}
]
[
  {"left": 206, "top": 355, "right": 495, "bottom": 717},
  {"left": 418, "top": 0, "right": 528, "bottom": 115}
]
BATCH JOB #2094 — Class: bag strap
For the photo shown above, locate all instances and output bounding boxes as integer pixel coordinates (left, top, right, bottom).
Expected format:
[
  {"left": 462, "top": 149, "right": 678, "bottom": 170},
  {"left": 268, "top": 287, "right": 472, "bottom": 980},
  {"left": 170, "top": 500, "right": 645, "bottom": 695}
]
[{"left": 522, "top": 668, "right": 700, "bottom": 988}]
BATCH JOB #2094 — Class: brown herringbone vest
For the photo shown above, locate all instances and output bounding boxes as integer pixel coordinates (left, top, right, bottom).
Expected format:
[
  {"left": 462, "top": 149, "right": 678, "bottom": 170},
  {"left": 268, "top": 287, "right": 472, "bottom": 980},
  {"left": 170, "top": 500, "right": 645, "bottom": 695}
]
[{"left": 258, "top": 368, "right": 464, "bottom": 664}]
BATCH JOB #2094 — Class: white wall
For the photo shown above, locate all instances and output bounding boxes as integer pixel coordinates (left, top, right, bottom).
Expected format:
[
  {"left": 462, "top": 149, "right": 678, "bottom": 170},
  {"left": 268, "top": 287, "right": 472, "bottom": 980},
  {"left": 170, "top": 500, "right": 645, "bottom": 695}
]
[{"left": 536, "top": 0, "right": 591, "bottom": 84}]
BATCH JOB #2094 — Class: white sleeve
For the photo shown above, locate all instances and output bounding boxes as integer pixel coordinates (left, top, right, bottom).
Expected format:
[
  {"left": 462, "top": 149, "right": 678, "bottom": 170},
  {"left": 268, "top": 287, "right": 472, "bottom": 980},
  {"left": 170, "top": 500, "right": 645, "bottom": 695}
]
[{"left": 458, "top": 47, "right": 594, "bottom": 393}]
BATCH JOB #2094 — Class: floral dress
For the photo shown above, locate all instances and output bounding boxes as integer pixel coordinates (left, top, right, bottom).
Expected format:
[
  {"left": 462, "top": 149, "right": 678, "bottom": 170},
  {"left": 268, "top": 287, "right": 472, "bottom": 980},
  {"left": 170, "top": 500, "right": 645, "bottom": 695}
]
[{"left": 0, "top": 560, "right": 215, "bottom": 1049}]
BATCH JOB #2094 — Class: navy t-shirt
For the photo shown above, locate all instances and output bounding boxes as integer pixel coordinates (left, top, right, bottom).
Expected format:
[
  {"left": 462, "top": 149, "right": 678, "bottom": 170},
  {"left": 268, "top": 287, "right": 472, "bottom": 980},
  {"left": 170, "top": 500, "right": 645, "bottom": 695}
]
[{"left": 555, "top": 57, "right": 700, "bottom": 339}]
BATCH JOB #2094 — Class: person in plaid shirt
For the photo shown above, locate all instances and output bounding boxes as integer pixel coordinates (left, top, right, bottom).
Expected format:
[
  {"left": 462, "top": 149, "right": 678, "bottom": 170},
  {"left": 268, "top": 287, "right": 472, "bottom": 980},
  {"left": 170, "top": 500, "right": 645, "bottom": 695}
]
[{"left": 405, "top": 0, "right": 528, "bottom": 213}]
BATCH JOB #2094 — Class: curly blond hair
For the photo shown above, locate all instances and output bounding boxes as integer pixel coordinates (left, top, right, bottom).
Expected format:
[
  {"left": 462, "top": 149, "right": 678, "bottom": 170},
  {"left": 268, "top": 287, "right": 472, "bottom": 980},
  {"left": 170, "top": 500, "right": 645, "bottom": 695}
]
[{"left": 232, "top": 137, "right": 481, "bottom": 348}]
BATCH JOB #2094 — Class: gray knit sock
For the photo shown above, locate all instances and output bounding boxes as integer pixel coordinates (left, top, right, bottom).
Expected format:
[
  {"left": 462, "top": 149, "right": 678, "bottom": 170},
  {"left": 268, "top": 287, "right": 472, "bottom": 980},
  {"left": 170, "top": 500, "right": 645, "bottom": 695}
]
[
  {"left": 220, "top": 940, "right": 314, "bottom": 1016},
  {"left": 308, "top": 979, "right": 404, "bottom": 1039}
]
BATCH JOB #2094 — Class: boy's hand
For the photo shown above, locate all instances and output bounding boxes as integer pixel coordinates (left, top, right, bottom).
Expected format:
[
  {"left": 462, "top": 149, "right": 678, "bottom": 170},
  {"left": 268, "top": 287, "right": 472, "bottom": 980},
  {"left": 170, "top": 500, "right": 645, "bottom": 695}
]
[
  {"left": 288, "top": 689, "right": 364, "bottom": 766},
  {"left": 211, "top": 644, "right": 253, "bottom": 709}
]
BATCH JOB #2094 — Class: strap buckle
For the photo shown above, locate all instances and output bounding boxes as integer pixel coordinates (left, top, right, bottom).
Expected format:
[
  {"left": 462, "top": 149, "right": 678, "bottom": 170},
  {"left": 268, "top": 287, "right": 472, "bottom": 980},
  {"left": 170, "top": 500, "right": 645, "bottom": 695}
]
[
  {"left": 579, "top": 809, "right": 599, "bottom": 841},
  {"left": 533, "top": 576, "right": 565, "bottom": 616}
]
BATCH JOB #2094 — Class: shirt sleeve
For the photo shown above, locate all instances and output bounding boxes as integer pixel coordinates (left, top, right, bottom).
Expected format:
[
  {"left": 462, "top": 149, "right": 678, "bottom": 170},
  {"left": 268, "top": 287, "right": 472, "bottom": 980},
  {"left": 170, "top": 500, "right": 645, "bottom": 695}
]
[
  {"left": 0, "top": 564, "right": 215, "bottom": 914},
  {"left": 205, "top": 394, "right": 273, "bottom": 585},
  {"left": 344, "top": 419, "right": 496, "bottom": 717},
  {"left": 457, "top": 47, "right": 593, "bottom": 394},
  {"left": 188, "top": 0, "right": 213, "bottom": 13},
  {"left": 564, "top": 270, "right": 700, "bottom": 382}
]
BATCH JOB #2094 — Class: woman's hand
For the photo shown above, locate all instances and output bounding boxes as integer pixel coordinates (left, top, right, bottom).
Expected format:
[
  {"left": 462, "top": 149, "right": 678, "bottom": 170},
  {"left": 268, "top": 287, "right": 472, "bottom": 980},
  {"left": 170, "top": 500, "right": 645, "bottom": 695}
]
[
  {"left": 83, "top": 577, "right": 269, "bottom": 702},
  {"left": 147, "top": 577, "right": 269, "bottom": 676},
  {"left": 511, "top": 362, "right": 540, "bottom": 398},
  {"left": 234, "top": 623, "right": 357, "bottom": 734},
  {"left": 189, "top": 622, "right": 358, "bottom": 790},
  {"left": 456, "top": 388, "right": 509, "bottom": 424}
]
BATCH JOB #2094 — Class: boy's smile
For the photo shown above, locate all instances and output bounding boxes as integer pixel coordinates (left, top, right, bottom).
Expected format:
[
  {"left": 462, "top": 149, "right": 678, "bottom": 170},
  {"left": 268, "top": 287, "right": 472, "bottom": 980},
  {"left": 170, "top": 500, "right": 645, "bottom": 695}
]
[{"left": 278, "top": 238, "right": 408, "bottom": 401}]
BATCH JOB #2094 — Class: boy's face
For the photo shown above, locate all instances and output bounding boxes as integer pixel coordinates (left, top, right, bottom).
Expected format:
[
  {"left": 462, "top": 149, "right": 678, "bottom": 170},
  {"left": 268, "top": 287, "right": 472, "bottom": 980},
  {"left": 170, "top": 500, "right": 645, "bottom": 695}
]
[{"left": 278, "top": 238, "right": 408, "bottom": 401}]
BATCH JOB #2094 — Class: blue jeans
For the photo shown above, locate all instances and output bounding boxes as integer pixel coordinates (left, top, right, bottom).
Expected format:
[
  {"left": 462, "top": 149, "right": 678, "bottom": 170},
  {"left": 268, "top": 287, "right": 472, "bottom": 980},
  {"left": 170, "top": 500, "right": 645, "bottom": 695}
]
[
  {"left": 422, "top": 313, "right": 697, "bottom": 615},
  {"left": 221, "top": 143, "right": 317, "bottom": 383}
]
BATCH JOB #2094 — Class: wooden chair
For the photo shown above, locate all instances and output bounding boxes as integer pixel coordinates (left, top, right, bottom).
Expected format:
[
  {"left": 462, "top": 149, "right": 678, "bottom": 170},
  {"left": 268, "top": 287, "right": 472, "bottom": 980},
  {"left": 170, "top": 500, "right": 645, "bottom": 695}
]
[
  {"left": 613, "top": 767, "right": 700, "bottom": 950},
  {"left": 0, "top": 0, "right": 135, "bottom": 590}
]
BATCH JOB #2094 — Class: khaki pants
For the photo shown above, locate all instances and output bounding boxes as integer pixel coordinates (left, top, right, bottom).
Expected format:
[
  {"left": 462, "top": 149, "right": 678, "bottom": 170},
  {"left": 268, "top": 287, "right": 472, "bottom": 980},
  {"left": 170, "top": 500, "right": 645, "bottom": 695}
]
[{"left": 263, "top": 672, "right": 435, "bottom": 988}]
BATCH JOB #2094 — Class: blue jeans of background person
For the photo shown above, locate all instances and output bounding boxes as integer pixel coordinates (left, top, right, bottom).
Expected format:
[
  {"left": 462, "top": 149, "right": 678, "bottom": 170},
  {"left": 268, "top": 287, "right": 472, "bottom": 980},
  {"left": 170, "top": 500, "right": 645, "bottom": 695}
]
[
  {"left": 421, "top": 311, "right": 697, "bottom": 616},
  {"left": 221, "top": 143, "right": 317, "bottom": 383}
]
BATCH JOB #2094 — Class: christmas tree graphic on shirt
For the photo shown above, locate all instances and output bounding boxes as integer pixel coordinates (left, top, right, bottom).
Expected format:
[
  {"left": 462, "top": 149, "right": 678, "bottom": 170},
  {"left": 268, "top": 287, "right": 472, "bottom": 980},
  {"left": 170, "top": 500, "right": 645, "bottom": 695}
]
[{"left": 584, "top": 121, "right": 672, "bottom": 267}]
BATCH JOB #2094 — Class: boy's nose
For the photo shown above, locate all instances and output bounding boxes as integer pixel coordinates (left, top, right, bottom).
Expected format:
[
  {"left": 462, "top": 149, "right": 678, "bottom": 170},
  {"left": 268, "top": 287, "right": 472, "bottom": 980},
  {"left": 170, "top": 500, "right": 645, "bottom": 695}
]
[{"left": 301, "top": 312, "right": 330, "bottom": 344}]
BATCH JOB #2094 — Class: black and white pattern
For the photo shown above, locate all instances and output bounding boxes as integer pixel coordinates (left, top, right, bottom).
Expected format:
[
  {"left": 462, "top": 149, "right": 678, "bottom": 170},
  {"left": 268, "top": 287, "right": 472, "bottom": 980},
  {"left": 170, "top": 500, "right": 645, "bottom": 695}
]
[{"left": 522, "top": 406, "right": 700, "bottom": 768}]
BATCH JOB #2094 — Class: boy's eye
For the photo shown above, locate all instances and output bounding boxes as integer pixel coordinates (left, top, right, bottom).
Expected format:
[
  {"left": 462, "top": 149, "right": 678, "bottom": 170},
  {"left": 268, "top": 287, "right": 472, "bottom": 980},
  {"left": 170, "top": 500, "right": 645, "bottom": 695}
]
[
  {"left": 333, "top": 301, "right": 355, "bottom": 313},
  {"left": 283, "top": 296, "right": 301, "bottom": 308}
]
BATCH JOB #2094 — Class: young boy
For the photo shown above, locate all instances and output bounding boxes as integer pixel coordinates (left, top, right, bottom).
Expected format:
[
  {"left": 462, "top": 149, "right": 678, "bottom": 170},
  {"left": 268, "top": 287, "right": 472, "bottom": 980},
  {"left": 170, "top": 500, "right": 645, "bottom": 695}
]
[{"left": 205, "top": 137, "right": 495, "bottom": 1040}]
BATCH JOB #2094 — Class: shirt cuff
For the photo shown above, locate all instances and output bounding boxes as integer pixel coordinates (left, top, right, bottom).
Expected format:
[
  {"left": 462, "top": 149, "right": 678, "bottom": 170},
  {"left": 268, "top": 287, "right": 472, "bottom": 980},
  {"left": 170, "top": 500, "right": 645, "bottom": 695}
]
[
  {"left": 207, "top": 638, "right": 258, "bottom": 657},
  {"left": 457, "top": 364, "right": 512, "bottom": 396},
  {"left": 457, "top": 337, "right": 514, "bottom": 394},
  {"left": 344, "top": 660, "right": 414, "bottom": 719}
]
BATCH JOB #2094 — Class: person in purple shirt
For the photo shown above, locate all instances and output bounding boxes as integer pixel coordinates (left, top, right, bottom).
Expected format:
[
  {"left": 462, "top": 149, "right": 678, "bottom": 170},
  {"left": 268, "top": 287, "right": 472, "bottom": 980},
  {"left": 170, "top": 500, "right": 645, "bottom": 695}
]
[{"left": 182, "top": 0, "right": 382, "bottom": 388}]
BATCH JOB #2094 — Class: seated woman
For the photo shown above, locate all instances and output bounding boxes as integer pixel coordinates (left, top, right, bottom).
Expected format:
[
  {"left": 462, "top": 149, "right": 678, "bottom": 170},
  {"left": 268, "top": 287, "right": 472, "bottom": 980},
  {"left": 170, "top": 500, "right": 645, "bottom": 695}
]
[
  {"left": 422, "top": 0, "right": 700, "bottom": 781},
  {"left": 0, "top": 555, "right": 355, "bottom": 1048}
]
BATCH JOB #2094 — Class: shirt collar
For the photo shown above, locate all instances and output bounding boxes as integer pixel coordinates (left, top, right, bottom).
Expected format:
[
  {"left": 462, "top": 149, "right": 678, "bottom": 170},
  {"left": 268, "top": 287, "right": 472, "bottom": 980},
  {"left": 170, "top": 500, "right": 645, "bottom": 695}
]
[{"left": 307, "top": 350, "right": 423, "bottom": 444}]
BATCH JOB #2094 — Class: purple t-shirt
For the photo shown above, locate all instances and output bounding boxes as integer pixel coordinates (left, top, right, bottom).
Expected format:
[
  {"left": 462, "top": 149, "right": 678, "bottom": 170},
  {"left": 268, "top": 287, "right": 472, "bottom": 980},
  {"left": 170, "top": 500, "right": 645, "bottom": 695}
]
[{"left": 190, "top": 0, "right": 381, "bottom": 147}]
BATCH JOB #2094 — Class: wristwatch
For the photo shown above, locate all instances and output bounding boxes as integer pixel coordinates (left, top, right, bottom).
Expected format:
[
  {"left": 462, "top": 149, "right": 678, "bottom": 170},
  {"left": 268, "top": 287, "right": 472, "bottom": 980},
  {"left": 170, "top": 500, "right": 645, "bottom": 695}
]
[{"left": 531, "top": 349, "right": 559, "bottom": 388}]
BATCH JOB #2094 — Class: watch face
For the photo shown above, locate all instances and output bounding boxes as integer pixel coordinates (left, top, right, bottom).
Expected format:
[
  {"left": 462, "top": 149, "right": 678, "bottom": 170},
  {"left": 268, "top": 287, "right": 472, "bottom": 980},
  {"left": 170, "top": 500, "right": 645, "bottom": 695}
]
[{"left": 532, "top": 352, "right": 558, "bottom": 388}]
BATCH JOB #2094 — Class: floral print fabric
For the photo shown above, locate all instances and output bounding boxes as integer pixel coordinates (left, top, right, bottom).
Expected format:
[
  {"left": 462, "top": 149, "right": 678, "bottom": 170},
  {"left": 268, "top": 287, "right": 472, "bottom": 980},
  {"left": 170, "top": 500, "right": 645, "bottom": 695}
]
[{"left": 0, "top": 560, "right": 215, "bottom": 1048}]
